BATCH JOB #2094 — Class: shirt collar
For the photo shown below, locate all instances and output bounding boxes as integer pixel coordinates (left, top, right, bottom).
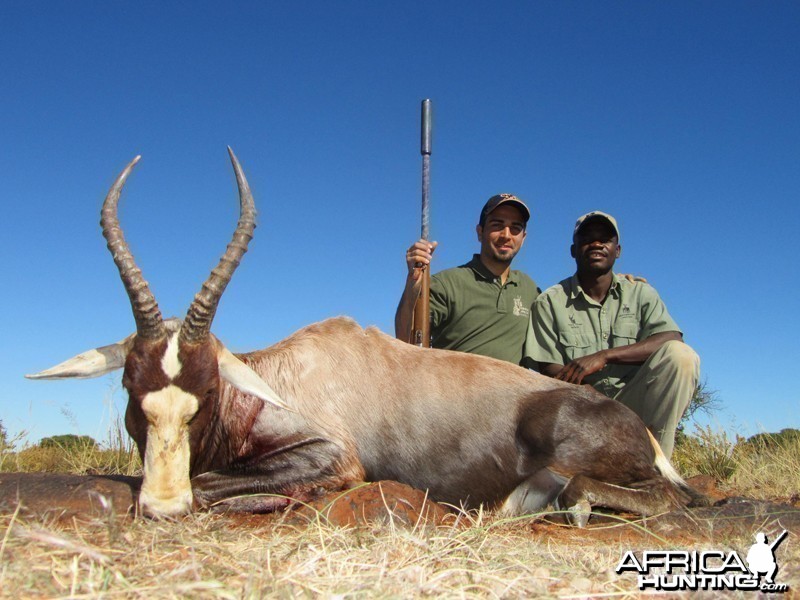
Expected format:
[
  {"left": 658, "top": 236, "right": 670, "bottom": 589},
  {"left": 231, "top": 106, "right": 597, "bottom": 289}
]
[
  {"left": 467, "top": 254, "right": 519, "bottom": 285},
  {"left": 568, "top": 272, "right": 622, "bottom": 302}
]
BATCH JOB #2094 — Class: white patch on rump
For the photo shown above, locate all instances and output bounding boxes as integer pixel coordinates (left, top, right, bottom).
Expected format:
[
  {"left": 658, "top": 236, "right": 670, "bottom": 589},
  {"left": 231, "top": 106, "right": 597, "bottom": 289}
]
[
  {"left": 138, "top": 385, "right": 199, "bottom": 517},
  {"left": 161, "top": 332, "right": 182, "bottom": 379}
]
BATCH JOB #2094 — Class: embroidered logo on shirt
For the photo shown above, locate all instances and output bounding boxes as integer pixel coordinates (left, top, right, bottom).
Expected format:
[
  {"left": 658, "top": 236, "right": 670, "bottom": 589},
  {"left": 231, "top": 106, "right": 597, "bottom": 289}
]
[{"left": 512, "top": 296, "right": 530, "bottom": 317}]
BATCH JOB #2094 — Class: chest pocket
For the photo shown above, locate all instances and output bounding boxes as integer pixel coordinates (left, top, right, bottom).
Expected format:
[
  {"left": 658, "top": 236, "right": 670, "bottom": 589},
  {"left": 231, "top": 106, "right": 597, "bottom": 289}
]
[
  {"left": 610, "top": 323, "right": 639, "bottom": 348},
  {"left": 558, "top": 331, "right": 593, "bottom": 361}
]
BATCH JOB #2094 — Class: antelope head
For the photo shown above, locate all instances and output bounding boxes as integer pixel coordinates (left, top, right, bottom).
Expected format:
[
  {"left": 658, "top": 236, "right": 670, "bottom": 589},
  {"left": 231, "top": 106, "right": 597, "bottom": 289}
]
[{"left": 27, "top": 148, "right": 287, "bottom": 518}]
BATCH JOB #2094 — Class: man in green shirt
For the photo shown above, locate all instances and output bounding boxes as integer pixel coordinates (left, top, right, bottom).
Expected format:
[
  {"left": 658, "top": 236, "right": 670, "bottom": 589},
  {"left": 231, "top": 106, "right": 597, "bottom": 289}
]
[
  {"left": 523, "top": 211, "right": 699, "bottom": 457},
  {"left": 395, "top": 194, "right": 540, "bottom": 365}
]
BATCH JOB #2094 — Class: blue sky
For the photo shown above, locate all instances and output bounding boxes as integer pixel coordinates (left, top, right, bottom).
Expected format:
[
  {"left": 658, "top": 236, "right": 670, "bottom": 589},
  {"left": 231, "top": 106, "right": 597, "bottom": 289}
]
[{"left": 2, "top": 2, "right": 797, "bottom": 445}]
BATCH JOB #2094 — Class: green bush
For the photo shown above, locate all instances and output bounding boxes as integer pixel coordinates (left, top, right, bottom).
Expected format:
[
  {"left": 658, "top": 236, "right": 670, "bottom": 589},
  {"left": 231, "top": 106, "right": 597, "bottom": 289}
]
[
  {"left": 744, "top": 428, "right": 800, "bottom": 450},
  {"left": 39, "top": 434, "right": 98, "bottom": 451}
]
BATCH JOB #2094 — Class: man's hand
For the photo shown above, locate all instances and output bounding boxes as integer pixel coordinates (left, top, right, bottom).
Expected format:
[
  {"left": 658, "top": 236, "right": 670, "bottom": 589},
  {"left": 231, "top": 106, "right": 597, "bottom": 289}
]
[
  {"left": 620, "top": 273, "right": 648, "bottom": 284},
  {"left": 406, "top": 240, "right": 438, "bottom": 283},
  {"left": 555, "top": 351, "right": 608, "bottom": 384},
  {"left": 396, "top": 239, "right": 438, "bottom": 341},
  {"left": 545, "top": 332, "right": 682, "bottom": 383}
]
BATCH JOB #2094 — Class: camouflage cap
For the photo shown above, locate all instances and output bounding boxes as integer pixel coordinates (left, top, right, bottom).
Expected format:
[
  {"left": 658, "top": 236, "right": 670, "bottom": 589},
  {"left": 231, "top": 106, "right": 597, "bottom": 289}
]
[
  {"left": 573, "top": 211, "right": 620, "bottom": 243},
  {"left": 479, "top": 193, "right": 530, "bottom": 226}
]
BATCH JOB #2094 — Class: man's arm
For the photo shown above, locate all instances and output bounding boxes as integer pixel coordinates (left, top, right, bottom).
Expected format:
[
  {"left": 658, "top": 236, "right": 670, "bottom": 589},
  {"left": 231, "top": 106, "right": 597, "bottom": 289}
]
[
  {"left": 553, "top": 331, "right": 682, "bottom": 384},
  {"left": 395, "top": 239, "right": 437, "bottom": 340},
  {"left": 523, "top": 291, "right": 565, "bottom": 371},
  {"left": 537, "top": 362, "right": 563, "bottom": 378}
]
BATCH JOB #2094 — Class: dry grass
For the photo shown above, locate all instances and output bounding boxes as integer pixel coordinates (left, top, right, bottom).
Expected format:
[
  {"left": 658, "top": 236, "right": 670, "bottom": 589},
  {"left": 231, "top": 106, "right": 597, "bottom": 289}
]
[
  {"left": 673, "top": 427, "right": 800, "bottom": 500},
  {"left": 1, "top": 416, "right": 140, "bottom": 476},
  {"left": 0, "top": 445, "right": 140, "bottom": 476},
  {"left": 1, "top": 428, "right": 798, "bottom": 598},
  {"left": 6, "top": 507, "right": 785, "bottom": 599}
]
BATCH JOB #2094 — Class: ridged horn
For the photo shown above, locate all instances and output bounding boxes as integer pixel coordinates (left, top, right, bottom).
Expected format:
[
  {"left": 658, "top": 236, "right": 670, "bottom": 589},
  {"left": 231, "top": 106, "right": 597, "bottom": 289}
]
[
  {"left": 101, "top": 156, "right": 166, "bottom": 341},
  {"left": 180, "top": 147, "right": 256, "bottom": 345}
]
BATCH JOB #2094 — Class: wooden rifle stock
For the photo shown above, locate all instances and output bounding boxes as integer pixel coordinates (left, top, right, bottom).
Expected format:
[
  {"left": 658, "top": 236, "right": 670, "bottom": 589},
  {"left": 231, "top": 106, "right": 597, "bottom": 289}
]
[
  {"left": 411, "top": 99, "right": 432, "bottom": 347},
  {"left": 412, "top": 268, "right": 430, "bottom": 346}
]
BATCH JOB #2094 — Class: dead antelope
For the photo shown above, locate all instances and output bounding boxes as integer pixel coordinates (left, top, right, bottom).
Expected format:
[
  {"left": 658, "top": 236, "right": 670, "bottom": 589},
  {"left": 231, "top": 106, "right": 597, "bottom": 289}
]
[{"left": 28, "top": 149, "right": 701, "bottom": 525}]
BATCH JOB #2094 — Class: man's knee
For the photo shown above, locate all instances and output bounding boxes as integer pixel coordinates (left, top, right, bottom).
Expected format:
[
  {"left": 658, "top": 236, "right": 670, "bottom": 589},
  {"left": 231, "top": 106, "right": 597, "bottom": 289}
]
[{"left": 658, "top": 340, "right": 700, "bottom": 377}]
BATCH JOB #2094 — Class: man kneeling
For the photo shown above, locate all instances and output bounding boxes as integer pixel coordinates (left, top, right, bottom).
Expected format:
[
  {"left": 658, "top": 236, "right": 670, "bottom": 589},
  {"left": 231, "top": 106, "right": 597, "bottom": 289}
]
[{"left": 523, "top": 211, "right": 699, "bottom": 457}]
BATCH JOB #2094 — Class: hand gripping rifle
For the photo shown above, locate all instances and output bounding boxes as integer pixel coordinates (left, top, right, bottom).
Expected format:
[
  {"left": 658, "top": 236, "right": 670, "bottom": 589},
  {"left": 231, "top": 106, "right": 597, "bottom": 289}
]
[{"left": 411, "top": 99, "right": 432, "bottom": 347}]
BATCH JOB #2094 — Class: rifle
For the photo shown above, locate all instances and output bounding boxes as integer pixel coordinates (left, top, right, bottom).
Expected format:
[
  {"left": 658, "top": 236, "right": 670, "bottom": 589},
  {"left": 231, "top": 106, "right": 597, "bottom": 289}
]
[{"left": 411, "top": 99, "right": 432, "bottom": 347}]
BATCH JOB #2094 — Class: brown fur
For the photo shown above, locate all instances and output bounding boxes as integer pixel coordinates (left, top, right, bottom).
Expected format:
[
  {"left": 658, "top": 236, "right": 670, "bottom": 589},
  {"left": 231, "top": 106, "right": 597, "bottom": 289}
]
[{"left": 152, "top": 316, "right": 698, "bottom": 521}]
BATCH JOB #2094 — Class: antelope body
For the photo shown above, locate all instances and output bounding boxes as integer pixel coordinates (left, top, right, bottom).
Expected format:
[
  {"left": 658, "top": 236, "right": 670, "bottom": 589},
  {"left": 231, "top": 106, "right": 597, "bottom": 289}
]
[{"left": 29, "top": 149, "right": 699, "bottom": 524}]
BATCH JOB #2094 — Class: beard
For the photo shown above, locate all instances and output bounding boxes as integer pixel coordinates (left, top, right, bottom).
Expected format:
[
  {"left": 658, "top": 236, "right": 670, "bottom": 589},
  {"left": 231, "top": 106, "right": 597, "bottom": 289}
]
[{"left": 488, "top": 245, "right": 518, "bottom": 264}]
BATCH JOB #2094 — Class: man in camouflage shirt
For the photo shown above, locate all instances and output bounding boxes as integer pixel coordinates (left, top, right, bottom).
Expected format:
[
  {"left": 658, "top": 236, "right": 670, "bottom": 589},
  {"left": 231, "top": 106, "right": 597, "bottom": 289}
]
[
  {"left": 395, "top": 194, "right": 539, "bottom": 366},
  {"left": 523, "top": 211, "right": 699, "bottom": 457}
]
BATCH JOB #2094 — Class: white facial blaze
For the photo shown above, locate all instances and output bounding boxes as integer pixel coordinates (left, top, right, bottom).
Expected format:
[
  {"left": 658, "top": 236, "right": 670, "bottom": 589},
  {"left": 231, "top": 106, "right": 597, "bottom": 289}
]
[
  {"left": 161, "top": 332, "right": 182, "bottom": 379},
  {"left": 138, "top": 385, "right": 198, "bottom": 517}
]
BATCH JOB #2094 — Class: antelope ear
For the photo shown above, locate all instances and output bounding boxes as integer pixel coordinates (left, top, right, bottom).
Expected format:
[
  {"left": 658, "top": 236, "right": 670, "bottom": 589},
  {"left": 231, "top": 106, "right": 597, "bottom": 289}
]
[
  {"left": 26, "top": 335, "right": 135, "bottom": 380},
  {"left": 216, "top": 345, "right": 291, "bottom": 411}
]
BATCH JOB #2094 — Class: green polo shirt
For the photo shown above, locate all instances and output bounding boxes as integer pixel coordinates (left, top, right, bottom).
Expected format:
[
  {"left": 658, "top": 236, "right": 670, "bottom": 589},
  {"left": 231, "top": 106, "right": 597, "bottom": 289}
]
[
  {"left": 429, "top": 255, "right": 540, "bottom": 365},
  {"left": 524, "top": 273, "right": 681, "bottom": 397}
]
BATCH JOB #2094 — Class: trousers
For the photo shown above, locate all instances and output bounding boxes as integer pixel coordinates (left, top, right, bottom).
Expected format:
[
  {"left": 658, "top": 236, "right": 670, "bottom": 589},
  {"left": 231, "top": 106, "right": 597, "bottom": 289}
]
[{"left": 614, "top": 340, "right": 700, "bottom": 458}]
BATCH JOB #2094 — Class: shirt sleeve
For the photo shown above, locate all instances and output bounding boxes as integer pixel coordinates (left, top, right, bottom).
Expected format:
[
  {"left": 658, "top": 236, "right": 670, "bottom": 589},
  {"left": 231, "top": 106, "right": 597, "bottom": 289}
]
[
  {"left": 523, "top": 293, "right": 565, "bottom": 367},
  {"left": 637, "top": 284, "right": 682, "bottom": 340},
  {"left": 526, "top": 277, "right": 542, "bottom": 309},
  {"left": 428, "top": 273, "right": 450, "bottom": 332}
]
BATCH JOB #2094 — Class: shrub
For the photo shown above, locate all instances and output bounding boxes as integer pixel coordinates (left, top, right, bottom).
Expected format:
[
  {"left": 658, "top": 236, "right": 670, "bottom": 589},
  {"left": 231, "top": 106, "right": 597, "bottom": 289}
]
[{"left": 39, "top": 434, "right": 98, "bottom": 451}]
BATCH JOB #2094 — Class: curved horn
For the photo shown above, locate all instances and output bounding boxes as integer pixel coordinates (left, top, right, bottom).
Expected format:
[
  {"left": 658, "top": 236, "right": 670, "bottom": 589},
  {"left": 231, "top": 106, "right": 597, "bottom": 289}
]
[
  {"left": 101, "top": 156, "right": 166, "bottom": 341},
  {"left": 180, "top": 147, "right": 256, "bottom": 345}
]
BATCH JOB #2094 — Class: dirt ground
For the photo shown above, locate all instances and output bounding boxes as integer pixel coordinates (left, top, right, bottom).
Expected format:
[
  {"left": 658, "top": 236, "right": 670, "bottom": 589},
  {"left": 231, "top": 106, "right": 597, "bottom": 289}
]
[{"left": 2, "top": 472, "right": 799, "bottom": 545}]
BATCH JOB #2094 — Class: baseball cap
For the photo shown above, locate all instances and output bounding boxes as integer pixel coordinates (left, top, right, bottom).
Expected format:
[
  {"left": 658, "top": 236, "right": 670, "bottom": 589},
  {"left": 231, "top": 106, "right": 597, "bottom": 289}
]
[
  {"left": 573, "top": 211, "right": 620, "bottom": 243},
  {"left": 479, "top": 193, "right": 531, "bottom": 226}
]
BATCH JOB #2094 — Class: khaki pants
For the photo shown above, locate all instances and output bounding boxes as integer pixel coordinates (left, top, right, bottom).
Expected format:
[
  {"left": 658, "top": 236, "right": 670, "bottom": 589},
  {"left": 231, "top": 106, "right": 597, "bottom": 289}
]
[{"left": 614, "top": 340, "right": 700, "bottom": 458}]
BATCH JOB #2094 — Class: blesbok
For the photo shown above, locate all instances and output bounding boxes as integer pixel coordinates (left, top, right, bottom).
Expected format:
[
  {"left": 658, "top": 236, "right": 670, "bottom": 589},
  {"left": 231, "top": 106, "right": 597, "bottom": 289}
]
[{"left": 28, "top": 148, "right": 701, "bottom": 525}]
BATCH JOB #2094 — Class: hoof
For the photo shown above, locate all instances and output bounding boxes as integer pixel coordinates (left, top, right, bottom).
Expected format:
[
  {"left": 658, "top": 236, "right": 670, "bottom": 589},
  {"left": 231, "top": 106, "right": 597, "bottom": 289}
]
[{"left": 566, "top": 499, "right": 592, "bottom": 528}]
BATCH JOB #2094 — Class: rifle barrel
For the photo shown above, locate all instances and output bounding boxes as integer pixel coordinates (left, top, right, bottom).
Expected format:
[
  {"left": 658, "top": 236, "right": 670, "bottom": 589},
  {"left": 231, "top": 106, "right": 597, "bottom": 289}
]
[
  {"left": 420, "top": 99, "right": 432, "bottom": 241},
  {"left": 412, "top": 99, "right": 433, "bottom": 347}
]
